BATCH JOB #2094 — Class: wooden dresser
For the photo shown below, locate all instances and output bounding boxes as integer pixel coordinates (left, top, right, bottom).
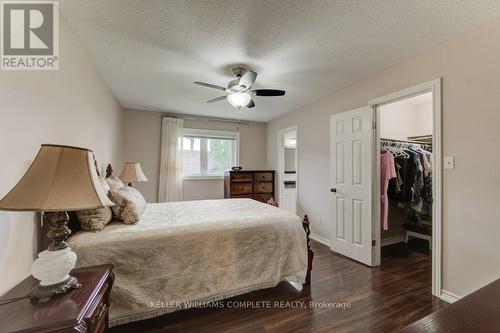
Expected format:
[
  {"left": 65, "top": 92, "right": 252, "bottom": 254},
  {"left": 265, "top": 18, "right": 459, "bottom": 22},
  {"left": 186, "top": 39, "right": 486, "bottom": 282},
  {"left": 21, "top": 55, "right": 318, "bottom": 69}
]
[
  {"left": 224, "top": 170, "right": 275, "bottom": 203},
  {"left": 400, "top": 278, "right": 500, "bottom": 332},
  {"left": 0, "top": 264, "right": 114, "bottom": 333}
]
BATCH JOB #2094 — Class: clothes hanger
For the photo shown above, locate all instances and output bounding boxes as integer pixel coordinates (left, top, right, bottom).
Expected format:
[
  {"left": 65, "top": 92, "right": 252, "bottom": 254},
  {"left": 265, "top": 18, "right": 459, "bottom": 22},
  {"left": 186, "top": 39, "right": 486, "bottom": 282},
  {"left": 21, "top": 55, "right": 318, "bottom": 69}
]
[{"left": 381, "top": 142, "right": 409, "bottom": 158}]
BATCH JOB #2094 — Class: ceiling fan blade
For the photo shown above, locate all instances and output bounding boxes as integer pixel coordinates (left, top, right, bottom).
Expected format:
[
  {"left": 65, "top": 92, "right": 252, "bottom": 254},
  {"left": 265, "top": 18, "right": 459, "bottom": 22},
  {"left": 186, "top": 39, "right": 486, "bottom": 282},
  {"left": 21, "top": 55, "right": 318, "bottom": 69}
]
[
  {"left": 206, "top": 96, "right": 227, "bottom": 103},
  {"left": 253, "top": 89, "right": 286, "bottom": 96},
  {"left": 239, "top": 70, "right": 257, "bottom": 89},
  {"left": 247, "top": 99, "right": 255, "bottom": 108},
  {"left": 194, "top": 81, "right": 227, "bottom": 91}
]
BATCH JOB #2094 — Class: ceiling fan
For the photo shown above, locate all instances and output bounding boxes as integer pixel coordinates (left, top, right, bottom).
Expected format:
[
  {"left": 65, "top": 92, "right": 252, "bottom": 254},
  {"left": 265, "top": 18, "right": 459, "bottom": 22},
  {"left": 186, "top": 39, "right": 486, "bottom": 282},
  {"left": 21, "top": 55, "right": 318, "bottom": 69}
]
[{"left": 193, "top": 66, "right": 285, "bottom": 110}]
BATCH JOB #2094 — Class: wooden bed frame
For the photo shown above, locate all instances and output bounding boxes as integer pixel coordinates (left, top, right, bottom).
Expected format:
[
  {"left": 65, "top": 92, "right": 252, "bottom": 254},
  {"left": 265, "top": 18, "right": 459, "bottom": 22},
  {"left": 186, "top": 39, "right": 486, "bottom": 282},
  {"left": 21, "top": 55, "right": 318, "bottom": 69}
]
[
  {"left": 41, "top": 163, "right": 314, "bottom": 286},
  {"left": 301, "top": 215, "right": 314, "bottom": 286}
]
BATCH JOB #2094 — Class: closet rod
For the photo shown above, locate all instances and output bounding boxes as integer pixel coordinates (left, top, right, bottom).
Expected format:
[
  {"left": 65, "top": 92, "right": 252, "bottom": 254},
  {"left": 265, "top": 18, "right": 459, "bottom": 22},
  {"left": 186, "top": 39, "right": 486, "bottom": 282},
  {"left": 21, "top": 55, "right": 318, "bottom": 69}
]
[{"left": 380, "top": 137, "right": 432, "bottom": 145}]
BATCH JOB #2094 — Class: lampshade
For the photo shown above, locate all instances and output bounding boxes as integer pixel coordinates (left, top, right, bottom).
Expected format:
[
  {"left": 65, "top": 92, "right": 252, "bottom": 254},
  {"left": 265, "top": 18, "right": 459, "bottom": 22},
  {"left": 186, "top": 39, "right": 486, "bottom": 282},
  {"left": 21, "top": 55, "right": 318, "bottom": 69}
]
[
  {"left": 119, "top": 162, "right": 148, "bottom": 183},
  {"left": 0, "top": 144, "right": 114, "bottom": 212},
  {"left": 227, "top": 92, "right": 252, "bottom": 109}
]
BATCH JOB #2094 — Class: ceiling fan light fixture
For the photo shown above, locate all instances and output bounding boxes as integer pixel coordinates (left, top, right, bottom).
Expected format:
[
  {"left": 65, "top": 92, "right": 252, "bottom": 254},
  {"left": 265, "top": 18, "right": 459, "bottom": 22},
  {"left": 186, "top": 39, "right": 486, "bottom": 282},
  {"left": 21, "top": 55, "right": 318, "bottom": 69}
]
[
  {"left": 195, "top": 69, "right": 284, "bottom": 109},
  {"left": 227, "top": 92, "right": 252, "bottom": 109}
]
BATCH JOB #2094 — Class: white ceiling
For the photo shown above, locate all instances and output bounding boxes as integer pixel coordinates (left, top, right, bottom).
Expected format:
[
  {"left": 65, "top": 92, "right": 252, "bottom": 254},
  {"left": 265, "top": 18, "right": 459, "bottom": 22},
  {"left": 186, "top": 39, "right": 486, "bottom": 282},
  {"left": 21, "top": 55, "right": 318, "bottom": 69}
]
[{"left": 60, "top": 1, "right": 500, "bottom": 122}]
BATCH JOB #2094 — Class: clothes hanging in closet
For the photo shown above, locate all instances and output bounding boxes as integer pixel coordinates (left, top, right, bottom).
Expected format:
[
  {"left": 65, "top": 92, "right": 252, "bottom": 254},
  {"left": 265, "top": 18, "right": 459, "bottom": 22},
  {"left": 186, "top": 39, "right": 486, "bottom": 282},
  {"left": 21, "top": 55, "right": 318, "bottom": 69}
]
[
  {"left": 381, "top": 141, "right": 432, "bottom": 230},
  {"left": 380, "top": 152, "right": 396, "bottom": 231}
]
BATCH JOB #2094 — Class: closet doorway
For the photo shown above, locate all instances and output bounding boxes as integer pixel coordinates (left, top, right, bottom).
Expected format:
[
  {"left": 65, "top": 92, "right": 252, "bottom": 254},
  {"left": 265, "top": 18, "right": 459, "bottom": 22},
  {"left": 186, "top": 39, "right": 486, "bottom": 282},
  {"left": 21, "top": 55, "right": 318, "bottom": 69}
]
[{"left": 369, "top": 79, "right": 442, "bottom": 297}]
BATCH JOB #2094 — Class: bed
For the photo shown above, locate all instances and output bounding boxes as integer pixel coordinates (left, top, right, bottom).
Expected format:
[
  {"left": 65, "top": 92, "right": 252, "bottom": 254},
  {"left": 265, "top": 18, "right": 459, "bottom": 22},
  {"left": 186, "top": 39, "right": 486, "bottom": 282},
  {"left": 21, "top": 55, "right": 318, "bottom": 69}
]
[{"left": 41, "top": 164, "right": 314, "bottom": 327}]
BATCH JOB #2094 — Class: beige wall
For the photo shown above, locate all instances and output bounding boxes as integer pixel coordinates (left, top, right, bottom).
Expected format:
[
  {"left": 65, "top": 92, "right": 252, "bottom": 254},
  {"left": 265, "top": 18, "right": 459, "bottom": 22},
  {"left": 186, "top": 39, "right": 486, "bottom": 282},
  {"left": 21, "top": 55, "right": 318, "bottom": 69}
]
[
  {"left": 0, "top": 19, "right": 123, "bottom": 294},
  {"left": 267, "top": 18, "right": 500, "bottom": 297},
  {"left": 122, "top": 109, "right": 161, "bottom": 202},
  {"left": 414, "top": 101, "right": 433, "bottom": 137},
  {"left": 122, "top": 109, "right": 267, "bottom": 202},
  {"left": 380, "top": 98, "right": 432, "bottom": 140}
]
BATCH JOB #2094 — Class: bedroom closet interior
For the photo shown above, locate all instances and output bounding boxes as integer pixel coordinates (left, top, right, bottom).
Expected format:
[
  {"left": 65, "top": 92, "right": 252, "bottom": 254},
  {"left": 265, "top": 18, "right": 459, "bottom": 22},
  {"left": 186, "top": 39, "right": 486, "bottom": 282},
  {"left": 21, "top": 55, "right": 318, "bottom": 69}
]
[{"left": 379, "top": 92, "right": 433, "bottom": 264}]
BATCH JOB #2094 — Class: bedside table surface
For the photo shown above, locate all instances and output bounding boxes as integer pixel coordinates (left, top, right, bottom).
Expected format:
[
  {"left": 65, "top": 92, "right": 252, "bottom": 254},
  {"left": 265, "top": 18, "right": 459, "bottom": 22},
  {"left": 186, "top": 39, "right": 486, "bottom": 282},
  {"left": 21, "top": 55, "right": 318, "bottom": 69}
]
[{"left": 0, "top": 264, "right": 113, "bottom": 333}]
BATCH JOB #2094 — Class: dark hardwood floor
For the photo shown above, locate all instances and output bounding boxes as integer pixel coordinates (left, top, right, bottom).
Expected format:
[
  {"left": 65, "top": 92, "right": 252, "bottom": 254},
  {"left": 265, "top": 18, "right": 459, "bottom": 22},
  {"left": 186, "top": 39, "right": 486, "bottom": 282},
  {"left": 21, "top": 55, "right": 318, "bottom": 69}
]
[{"left": 111, "top": 240, "right": 447, "bottom": 333}]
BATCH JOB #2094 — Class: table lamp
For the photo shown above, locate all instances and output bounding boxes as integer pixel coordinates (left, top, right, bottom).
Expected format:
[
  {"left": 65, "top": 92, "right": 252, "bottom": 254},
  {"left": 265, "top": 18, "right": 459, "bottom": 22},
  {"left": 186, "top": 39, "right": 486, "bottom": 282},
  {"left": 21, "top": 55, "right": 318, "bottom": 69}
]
[
  {"left": 119, "top": 162, "right": 148, "bottom": 186},
  {"left": 0, "top": 144, "right": 114, "bottom": 302}
]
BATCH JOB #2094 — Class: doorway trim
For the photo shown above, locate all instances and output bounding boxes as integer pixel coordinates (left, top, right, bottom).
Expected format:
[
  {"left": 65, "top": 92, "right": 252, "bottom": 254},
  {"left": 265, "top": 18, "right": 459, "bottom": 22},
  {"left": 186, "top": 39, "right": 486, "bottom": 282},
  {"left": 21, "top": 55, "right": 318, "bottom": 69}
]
[
  {"left": 276, "top": 125, "right": 299, "bottom": 212},
  {"left": 368, "top": 78, "right": 442, "bottom": 297}
]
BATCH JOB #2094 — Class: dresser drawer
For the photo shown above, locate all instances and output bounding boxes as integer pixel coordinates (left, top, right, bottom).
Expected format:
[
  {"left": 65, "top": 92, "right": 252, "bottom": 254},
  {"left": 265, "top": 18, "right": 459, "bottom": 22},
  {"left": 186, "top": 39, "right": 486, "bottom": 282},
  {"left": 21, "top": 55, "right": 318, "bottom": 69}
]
[
  {"left": 254, "top": 182, "right": 273, "bottom": 193},
  {"left": 232, "top": 194, "right": 253, "bottom": 199},
  {"left": 232, "top": 182, "right": 253, "bottom": 195},
  {"left": 253, "top": 194, "right": 273, "bottom": 203},
  {"left": 224, "top": 171, "right": 275, "bottom": 200},
  {"left": 254, "top": 172, "right": 273, "bottom": 182},
  {"left": 89, "top": 302, "right": 108, "bottom": 333},
  {"left": 231, "top": 173, "right": 253, "bottom": 182},
  {"left": 88, "top": 282, "right": 109, "bottom": 333}
]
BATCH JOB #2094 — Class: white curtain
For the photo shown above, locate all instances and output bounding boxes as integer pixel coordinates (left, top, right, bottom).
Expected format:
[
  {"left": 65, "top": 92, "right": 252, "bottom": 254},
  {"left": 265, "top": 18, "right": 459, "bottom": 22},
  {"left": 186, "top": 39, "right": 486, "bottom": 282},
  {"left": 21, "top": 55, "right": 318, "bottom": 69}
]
[{"left": 158, "top": 117, "right": 184, "bottom": 202}]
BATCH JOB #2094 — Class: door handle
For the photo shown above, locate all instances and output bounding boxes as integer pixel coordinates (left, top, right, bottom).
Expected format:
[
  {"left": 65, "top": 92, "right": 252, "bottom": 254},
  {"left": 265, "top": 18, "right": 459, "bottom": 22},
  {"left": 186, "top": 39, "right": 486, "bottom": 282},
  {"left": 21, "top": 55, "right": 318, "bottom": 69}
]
[{"left": 330, "top": 188, "right": 337, "bottom": 193}]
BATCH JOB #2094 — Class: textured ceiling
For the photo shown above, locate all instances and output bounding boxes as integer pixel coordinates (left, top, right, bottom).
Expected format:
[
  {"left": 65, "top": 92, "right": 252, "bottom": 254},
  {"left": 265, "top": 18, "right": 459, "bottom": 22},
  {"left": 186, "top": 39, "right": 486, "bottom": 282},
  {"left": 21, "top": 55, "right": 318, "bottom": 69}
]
[{"left": 60, "top": 1, "right": 500, "bottom": 122}]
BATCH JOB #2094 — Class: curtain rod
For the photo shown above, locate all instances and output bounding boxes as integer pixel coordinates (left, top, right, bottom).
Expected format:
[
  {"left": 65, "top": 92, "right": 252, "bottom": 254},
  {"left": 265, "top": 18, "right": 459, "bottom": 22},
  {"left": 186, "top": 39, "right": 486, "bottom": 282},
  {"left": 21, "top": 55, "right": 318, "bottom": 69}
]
[{"left": 162, "top": 113, "right": 250, "bottom": 125}]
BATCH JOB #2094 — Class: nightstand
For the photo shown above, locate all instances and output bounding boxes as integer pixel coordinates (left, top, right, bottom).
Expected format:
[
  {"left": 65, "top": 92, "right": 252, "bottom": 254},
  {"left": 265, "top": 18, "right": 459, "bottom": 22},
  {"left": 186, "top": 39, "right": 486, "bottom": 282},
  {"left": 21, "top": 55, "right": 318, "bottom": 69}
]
[{"left": 0, "top": 264, "right": 114, "bottom": 333}]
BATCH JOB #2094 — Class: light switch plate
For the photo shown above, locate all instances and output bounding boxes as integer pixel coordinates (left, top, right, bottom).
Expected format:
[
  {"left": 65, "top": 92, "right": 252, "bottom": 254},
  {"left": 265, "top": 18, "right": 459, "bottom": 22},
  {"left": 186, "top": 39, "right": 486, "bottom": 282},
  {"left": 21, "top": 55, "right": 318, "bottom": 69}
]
[{"left": 444, "top": 156, "right": 455, "bottom": 170}]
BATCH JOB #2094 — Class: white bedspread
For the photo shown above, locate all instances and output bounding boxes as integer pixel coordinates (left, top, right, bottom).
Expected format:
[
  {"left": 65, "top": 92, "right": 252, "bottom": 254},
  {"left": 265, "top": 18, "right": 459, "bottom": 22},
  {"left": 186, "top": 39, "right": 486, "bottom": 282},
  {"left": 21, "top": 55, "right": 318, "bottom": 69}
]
[{"left": 68, "top": 199, "right": 307, "bottom": 327}]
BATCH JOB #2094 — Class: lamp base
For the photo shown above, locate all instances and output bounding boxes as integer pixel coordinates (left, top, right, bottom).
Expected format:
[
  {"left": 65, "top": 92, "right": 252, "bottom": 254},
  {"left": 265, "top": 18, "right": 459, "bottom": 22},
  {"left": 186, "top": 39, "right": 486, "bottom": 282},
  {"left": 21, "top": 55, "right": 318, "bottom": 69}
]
[
  {"left": 29, "top": 211, "right": 81, "bottom": 303},
  {"left": 29, "top": 275, "right": 81, "bottom": 303},
  {"left": 30, "top": 247, "right": 81, "bottom": 303}
]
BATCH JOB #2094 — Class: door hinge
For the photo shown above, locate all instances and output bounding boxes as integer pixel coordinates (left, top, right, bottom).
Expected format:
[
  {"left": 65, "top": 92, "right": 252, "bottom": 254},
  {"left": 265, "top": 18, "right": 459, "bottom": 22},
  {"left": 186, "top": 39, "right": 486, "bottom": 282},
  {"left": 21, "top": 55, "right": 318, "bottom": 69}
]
[
  {"left": 372, "top": 122, "right": 377, "bottom": 129},
  {"left": 372, "top": 240, "right": 376, "bottom": 246}
]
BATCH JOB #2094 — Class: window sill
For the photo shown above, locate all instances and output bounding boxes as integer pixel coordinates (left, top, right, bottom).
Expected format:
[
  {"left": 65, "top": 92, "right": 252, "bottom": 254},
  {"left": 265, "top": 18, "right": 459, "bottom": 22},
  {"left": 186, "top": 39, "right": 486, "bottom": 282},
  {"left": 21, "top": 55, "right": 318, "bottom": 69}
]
[{"left": 183, "top": 176, "right": 225, "bottom": 181}]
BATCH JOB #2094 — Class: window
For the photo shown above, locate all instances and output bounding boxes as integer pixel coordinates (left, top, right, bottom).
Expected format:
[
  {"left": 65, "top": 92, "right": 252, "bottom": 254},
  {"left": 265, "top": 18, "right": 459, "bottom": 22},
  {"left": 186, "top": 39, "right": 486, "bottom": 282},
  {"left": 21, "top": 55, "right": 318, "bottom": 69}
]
[{"left": 182, "top": 128, "right": 239, "bottom": 178}]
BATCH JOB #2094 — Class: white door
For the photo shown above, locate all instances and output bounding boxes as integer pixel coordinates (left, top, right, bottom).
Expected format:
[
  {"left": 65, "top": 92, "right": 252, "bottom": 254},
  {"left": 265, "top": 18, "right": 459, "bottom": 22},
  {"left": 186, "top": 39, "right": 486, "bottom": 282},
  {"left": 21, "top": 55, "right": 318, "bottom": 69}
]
[{"left": 330, "top": 106, "right": 374, "bottom": 266}]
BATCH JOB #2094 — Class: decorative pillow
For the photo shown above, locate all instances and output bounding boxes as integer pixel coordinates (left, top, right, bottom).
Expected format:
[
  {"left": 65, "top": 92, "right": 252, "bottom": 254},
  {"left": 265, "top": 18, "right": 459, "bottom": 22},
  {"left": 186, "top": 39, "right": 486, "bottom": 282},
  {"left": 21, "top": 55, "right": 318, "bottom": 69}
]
[
  {"left": 98, "top": 175, "right": 111, "bottom": 195},
  {"left": 76, "top": 207, "right": 113, "bottom": 232},
  {"left": 106, "top": 176, "right": 124, "bottom": 190},
  {"left": 109, "top": 187, "right": 147, "bottom": 224}
]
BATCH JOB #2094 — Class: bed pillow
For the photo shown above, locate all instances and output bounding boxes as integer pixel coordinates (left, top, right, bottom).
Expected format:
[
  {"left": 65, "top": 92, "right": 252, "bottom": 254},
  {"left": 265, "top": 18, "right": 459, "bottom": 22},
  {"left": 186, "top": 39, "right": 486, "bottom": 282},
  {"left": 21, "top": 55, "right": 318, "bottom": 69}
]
[
  {"left": 106, "top": 176, "right": 124, "bottom": 190},
  {"left": 109, "top": 187, "right": 147, "bottom": 224},
  {"left": 98, "top": 175, "right": 111, "bottom": 195},
  {"left": 76, "top": 206, "right": 113, "bottom": 232}
]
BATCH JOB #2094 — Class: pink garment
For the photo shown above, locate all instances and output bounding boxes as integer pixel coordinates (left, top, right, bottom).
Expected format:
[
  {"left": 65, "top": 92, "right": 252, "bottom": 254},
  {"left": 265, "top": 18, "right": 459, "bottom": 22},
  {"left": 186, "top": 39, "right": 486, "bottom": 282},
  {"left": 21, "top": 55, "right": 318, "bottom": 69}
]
[{"left": 381, "top": 152, "right": 397, "bottom": 230}]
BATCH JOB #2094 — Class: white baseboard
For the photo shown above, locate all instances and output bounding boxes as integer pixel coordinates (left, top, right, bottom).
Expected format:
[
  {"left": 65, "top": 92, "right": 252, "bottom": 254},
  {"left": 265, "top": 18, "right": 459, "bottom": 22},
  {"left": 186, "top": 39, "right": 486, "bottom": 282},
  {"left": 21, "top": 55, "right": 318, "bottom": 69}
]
[
  {"left": 439, "top": 289, "right": 461, "bottom": 303},
  {"left": 309, "top": 233, "right": 405, "bottom": 248},
  {"left": 380, "top": 235, "right": 405, "bottom": 247},
  {"left": 310, "top": 233, "right": 330, "bottom": 247}
]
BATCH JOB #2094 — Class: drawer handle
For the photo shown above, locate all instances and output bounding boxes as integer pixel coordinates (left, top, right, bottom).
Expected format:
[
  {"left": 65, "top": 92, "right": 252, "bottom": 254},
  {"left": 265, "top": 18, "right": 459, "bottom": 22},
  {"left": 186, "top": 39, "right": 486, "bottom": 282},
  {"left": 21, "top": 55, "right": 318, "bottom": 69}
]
[{"left": 93, "top": 303, "right": 107, "bottom": 322}]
